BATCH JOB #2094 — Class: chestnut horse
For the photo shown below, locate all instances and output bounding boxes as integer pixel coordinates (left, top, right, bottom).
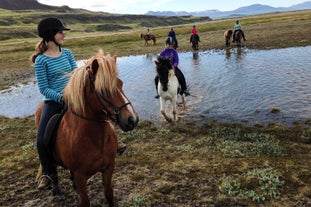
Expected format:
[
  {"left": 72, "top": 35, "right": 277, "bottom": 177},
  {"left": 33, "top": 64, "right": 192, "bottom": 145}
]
[
  {"left": 140, "top": 33, "right": 156, "bottom": 45},
  {"left": 155, "top": 57, "right": 185, "bottom": 122},
  {"left": 224, "top": 29, "right": 233, "bottom": 47},
  {"left": 35, "top": 50, "right": 139, "bottom": 207}
]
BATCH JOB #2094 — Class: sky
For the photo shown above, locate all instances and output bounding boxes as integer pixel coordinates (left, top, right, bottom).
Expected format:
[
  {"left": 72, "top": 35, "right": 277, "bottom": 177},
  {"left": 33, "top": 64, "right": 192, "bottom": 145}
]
[{"left": 38, "top": 0, "right": 308, "bottom": 14}]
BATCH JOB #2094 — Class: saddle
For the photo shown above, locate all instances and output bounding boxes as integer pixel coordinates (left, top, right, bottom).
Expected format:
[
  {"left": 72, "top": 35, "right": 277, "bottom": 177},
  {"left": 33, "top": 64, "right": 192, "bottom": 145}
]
[{"left": 44, "top": 106, "right": 67, "bottom": 150}]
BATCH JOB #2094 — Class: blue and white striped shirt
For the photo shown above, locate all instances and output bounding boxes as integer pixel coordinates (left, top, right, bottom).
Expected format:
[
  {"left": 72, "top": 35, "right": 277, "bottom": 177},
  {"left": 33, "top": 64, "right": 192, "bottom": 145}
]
[{"left": 34, "top": 48, "right": 77, "bottom": 103}]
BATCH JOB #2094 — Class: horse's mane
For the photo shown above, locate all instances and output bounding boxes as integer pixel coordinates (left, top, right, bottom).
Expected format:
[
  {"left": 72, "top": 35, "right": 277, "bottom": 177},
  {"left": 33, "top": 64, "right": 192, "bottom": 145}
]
[
  {"left": 156, "top": 57, "right": 171, "bottom": 73},
  {"left": 63, "top": 50, "right": 118, "bottom": 113}
]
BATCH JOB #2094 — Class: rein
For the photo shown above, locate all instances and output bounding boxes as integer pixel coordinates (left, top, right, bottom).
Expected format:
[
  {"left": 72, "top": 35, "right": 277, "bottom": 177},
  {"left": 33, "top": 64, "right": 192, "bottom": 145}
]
[{"left": 71, "top": 109, "right": 108, "bottom": 123}]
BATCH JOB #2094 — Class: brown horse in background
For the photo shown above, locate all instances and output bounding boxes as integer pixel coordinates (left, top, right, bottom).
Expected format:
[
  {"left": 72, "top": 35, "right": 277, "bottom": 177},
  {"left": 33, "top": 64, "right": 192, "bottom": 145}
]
[
  {"left": 224, "top": 29, "right": 233, "bottom": 47},
  {"left": 140, "top": 33, "right": 156, "bottom": 45},
  {"left": 35, "top": 50, "right": 139, "bottom": 207}
]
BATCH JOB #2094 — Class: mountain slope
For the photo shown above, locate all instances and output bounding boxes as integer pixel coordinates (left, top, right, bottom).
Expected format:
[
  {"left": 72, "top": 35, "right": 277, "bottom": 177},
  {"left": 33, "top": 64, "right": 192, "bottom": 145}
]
[
  {"left": 146, "top": 1, "right": 311, "bottom": 19},
  {"left": 0, "top": 0, "right": 70, "bottom": 10}
]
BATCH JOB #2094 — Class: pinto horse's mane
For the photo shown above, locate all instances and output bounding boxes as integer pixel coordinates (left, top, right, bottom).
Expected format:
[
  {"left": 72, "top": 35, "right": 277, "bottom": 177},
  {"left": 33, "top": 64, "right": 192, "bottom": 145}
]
[
  {"left": 63, "top": 50, "right": 118, "bottom": 113},
  {"left": 156, "top": 56, "right": 172, "bottom": 75}
]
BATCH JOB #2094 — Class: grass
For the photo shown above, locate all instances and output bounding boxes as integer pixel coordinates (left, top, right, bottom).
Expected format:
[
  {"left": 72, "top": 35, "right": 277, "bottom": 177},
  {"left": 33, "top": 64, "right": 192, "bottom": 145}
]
[{"left": 0, "top": 117, "right": 310, "bottom": 206}]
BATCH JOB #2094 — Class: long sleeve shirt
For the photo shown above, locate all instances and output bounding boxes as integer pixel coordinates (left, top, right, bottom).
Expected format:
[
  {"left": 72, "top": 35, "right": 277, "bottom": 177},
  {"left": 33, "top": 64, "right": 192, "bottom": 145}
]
[
  {"left": 168, "top": 31, "right": 176, "bottom": 40},
  {"left": 34, "top": 48, "right": 77, "bottom": 103},
  {"left": 191, "top": 28, "right": 198, "bottom": 35},
  {"left": 234, "top": 23, "right": 242, "bottom": 30},
  {"left": 159, "top": 48, "right": 179, "bottom": 68}
]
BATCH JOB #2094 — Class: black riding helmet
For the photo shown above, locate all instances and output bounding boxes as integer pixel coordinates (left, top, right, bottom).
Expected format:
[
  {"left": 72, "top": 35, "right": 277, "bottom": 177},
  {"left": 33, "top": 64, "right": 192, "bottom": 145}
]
[
  {"left": 165, "top": 36, "right": 174, "bottom": 45},
  {"left": 38, "top": 17, "right": 70, "bottom": 43}
]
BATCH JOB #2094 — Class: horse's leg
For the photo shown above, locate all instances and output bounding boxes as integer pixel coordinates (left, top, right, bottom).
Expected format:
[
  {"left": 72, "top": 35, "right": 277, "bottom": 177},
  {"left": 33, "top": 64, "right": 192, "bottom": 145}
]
[
  {"left": 102, "top": 166, "right": 114, "bottom": 207},
  {"left": 160, "top": 98, "right": 171, "bottom": 122},
  {"left": 181, "top": 94, "right": 186, "bottom": 107},
  {"left": 51, "top": 171, "right": 60, "bottom": 195},
  {"left": 70, "top": 171, "right": 77, "bottom": 190},
  {"left": 74, "top": 173, "right": 90, "bottom": 207},
  {"left": 172, "top": 97, "right": 177, "bottom": 122}
]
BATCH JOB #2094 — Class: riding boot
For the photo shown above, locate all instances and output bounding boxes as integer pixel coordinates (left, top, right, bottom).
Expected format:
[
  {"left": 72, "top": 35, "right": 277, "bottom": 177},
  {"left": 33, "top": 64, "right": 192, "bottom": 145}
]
[{"left": 174, "top": 68, "right": 189, "bottom": 96}]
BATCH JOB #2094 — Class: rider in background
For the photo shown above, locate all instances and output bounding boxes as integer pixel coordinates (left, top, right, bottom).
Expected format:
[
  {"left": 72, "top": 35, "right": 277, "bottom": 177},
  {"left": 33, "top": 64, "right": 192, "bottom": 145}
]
[
  {"left": 168, "top": 27, "right": 178, "bottom": 49},
  {"left": 232, "top": 20, "right": 246, "bottom": 42},
  {"left": 146, "top": 28, "right": 150, "bottom": 40},
  {"left": 190, "top": 25, "right": 200, "bottom": 43},
  {"left": 191, "top": 25, "right": 197, "bottom": 35},
  {"left": 154, "top": 37, "right": 190, "bottom": 98}
]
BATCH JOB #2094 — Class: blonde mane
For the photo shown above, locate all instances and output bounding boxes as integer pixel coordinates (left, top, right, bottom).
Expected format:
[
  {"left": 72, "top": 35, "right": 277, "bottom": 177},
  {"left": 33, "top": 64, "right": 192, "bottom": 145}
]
[{"left": 63, "top": 50, "right": 118, "bottom": 114}]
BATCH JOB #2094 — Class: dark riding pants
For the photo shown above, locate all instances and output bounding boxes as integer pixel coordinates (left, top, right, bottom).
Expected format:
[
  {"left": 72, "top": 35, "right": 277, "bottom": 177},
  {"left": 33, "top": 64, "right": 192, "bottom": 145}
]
[
  {"left": 36, "top": 100, "right": 62, "bottom": 175},
  {"left": 155, "top": 67, "right": 187, "bottom": 95}
]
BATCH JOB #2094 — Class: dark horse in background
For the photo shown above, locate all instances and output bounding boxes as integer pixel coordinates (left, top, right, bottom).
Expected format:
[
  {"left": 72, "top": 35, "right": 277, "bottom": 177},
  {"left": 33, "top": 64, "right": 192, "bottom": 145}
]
[
  {"left": 140, "top": 33, "right": 156, "bottom": 45},
  {"left": 224, "top": 29, "right": 233, "bottom": 47},
  {"left": 172, "top": 38, "right": 178, "bottom": 49},
  {"left": 233, "top": 30, "right": 243, "bottom": 47},
  {"left": 190, "top": 34, "right": 200, "bottom": 50}
]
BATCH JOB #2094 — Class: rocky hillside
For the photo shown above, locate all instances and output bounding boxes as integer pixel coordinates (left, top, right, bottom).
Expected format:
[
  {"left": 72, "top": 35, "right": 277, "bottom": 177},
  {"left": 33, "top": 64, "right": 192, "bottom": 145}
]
[
  {"left": 0, "top": 0, "right": 68, "bottom": 10},
  {"left": 0, "top": 0, "right": 209, "bottom": 41}
]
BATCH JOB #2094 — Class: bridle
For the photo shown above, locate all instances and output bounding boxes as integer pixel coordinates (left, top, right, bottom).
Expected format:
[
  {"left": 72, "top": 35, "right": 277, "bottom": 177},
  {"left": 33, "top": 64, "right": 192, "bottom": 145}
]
[
  {"left": 71, "top": 67, "right": 131, "bottom": 124},
  {"left": 94, "top": 88, "right": 131, "bottom": 124}
]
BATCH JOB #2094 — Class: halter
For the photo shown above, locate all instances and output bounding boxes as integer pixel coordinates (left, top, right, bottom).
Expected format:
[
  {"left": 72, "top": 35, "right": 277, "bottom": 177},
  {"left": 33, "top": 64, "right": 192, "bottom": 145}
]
[
  {"left": 70, "top": 67, "right": 131, "bottom": 124},
  {"left": 95, "top": 89, "right": 131, "bottom": 124}
]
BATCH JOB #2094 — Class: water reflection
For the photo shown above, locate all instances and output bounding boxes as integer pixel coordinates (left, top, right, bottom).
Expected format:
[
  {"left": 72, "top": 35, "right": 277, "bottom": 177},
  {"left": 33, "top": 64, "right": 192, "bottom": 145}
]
[{"left": 1, "top": 46, "right": 311, "bottom": 126}]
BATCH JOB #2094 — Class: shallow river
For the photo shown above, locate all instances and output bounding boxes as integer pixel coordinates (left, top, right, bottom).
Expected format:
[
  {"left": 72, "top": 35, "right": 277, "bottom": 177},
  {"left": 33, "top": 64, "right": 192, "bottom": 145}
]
[{"left": 1, "top": 46, "right": 311, "bottom": 125}]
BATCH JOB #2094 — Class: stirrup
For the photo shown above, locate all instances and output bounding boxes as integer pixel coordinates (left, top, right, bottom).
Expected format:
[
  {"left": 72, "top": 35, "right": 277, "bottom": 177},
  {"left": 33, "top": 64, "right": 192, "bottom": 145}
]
[{"left": 38, "top": 175, "right": 52, "bottom": 190}]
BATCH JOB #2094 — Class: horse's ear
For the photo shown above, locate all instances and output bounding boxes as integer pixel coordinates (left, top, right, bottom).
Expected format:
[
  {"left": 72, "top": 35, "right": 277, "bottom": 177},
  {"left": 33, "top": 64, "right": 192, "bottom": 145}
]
[
  {"left": 112, "top": 55, "right": 117, "bottom": 62},
  {"left": 154, "top": 60, "right": 159, "bottom": 66},
  {"left": 91, "top": 59, "right": 99, "bottom": 75}
]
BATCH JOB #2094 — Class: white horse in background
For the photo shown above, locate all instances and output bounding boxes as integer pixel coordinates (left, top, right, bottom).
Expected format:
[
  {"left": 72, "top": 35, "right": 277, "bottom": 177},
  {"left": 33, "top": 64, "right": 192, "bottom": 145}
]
[{"left": 155, "top": 57, "right": 185, "bottom": 122}]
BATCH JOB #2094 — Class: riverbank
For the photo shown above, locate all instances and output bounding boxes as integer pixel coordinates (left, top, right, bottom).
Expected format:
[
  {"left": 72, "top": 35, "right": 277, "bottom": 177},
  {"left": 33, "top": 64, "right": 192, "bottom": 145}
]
[{"left": 1, "top": 10, "right": 311, "bottom": 90}]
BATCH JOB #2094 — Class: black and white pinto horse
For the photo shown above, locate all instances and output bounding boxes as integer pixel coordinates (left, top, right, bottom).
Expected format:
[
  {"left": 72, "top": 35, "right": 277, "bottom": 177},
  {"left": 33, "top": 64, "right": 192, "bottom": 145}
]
[{"left": 155, "top": 57, "right": 185, "bottom": 122}]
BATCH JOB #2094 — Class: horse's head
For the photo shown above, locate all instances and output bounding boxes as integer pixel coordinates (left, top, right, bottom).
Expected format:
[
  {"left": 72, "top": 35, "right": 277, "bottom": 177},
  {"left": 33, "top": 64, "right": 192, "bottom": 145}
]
[
  {"left": 155, "top": 57, "right": 172, "bottom": 92},
  {"left": 63, "top": 50, "right": 139, "bottom": 131},
  {"left": 228, "top": 30, "right": 233, "bottom": 36},
  {"left": 225, "top": 30, "right": 233, "bottom": 38}
]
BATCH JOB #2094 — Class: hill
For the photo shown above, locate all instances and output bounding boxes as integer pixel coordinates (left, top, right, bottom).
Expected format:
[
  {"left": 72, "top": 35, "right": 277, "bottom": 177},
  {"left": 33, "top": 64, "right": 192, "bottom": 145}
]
[
  {"left": 147, "top": 1, "right": 311, "bottom": 19},
  {"left": 0, "top": 0, "right": 71, "bottom": 10},
  {"left": 0, "top": 0, "right": 210, "bottom": 41}
]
